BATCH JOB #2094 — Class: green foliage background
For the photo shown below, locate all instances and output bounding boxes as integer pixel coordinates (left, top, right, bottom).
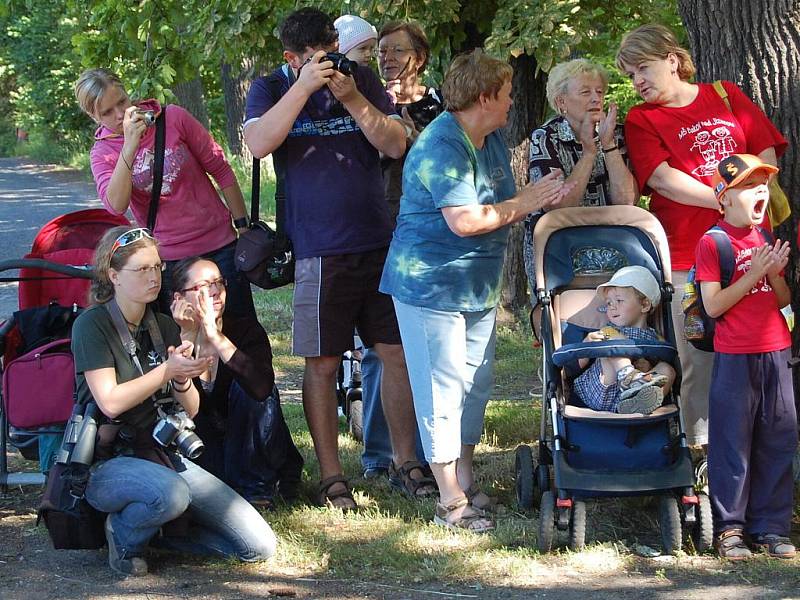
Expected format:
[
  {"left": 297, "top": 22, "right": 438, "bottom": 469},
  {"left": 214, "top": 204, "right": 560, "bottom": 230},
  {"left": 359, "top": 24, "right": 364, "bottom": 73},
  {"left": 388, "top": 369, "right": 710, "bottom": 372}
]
[{"left": 0, "top": 0, "right": 682, "bottom": 167}]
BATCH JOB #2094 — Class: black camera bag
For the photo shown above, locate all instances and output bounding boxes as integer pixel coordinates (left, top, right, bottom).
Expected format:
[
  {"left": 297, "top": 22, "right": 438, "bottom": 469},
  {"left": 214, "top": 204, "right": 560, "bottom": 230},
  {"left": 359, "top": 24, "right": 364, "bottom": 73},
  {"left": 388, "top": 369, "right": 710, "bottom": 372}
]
[
  {"left": 38, "top": 401, "right": 106, "bottom": 550},
  {"left": 235, "top": 67, "right": 295, "bottom": 289},
  {"left": 38, "top": 460, "right": 106, "bottom": 549}
]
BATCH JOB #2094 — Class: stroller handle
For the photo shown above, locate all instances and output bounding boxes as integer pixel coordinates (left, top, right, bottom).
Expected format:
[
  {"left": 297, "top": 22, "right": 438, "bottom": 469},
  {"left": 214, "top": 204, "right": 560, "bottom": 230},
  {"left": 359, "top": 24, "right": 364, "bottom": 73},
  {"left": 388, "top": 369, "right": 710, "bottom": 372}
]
[{"left": 0, "top": 258, "right": 93, "bottom": 279}]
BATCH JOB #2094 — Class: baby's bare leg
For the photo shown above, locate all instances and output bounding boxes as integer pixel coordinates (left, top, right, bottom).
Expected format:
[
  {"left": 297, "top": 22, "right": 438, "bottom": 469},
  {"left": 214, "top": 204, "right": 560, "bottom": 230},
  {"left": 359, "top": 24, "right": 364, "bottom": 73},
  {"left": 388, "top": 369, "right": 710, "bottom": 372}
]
[
  {"left": 652, "top": 362, "right": 676, "bottom": 394},
  {"left": 598, "top": 357, "right": 632, "bottom": 386}
]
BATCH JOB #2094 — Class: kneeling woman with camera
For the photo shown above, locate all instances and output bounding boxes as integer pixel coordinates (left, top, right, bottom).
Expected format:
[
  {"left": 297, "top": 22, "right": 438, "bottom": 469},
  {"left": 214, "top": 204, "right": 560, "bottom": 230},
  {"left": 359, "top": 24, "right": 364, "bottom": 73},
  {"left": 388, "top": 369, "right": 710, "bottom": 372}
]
[{"left": 71, "top": 226, "right": 276, "bottom": 576}]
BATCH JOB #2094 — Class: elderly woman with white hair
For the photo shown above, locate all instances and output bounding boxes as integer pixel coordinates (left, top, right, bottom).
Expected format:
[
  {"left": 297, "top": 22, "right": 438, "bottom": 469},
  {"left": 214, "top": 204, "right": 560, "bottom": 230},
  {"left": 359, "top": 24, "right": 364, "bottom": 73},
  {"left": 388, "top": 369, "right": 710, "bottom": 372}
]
[
  {"left": 523, "top": 59, "right": 638, "bottom": 306},
  {"left": 528, "top": 58, "right": 638, "bottom": 208}
]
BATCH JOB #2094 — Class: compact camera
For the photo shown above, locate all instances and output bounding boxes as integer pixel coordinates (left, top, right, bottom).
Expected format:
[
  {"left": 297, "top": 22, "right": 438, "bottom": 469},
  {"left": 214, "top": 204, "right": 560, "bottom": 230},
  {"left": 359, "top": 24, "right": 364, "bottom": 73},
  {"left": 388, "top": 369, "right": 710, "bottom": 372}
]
[
  {"left": 136, "top": 109, "right": 156, "bottom": 127},
  {"left": 323, "top": 52, "right": 357, "bottom": 77},
  {"left": 152, "top": 405, "right": 204, "bottom": 459}
]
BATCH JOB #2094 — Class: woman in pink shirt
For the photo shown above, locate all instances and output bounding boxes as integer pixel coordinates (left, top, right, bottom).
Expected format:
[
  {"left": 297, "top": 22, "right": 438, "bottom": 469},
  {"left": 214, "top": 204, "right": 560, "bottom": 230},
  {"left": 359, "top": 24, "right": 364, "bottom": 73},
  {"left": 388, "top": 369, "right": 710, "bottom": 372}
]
[{"left": 75, "top": 69, "right": 254, "bottom": 318}]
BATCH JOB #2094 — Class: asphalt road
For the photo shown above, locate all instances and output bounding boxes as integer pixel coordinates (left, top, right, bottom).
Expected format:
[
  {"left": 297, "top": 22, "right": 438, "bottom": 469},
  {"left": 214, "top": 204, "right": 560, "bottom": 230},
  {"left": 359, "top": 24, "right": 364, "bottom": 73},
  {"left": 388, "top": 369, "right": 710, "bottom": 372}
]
[{"left": 0, "top": 157, "right": 102, "bottom": 317}]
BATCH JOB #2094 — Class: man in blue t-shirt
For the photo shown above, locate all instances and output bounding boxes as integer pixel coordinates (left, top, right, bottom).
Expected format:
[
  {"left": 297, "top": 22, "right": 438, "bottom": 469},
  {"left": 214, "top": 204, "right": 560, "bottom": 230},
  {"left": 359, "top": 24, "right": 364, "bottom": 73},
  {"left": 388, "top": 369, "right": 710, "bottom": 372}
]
[{"left": 243, "top": 7, "right": 431, "bottom": 509}]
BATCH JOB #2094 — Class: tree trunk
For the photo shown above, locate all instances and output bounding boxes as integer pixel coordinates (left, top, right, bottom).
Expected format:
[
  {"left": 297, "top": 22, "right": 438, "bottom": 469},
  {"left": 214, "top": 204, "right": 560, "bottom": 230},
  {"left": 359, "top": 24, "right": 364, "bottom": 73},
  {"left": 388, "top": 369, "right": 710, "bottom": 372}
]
[
  {"left": 501, "top": 53, "right": 549, "bottom": 313},
  {"left": 679, "top": 0, "right": 800, "bottom": 390},
  {"left": 172, "top": 77, "right": 209, "bottom": 129},
  {"left": 221, "top": 58, "right": 256, "bottom": 162}
]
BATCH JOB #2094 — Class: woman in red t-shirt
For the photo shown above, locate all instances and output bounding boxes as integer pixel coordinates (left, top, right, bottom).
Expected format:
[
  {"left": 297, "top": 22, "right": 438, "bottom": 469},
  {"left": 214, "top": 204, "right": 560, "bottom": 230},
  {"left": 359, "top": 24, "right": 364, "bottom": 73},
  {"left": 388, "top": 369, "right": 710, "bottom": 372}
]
[{"left": 615, "top": 24, "right": 787, "bottom": 450}]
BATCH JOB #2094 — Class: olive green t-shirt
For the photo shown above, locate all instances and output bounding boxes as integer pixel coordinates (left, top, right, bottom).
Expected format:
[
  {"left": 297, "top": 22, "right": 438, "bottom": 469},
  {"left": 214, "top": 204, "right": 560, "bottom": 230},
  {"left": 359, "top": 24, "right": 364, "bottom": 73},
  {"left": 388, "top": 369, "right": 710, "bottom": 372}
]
[{"left": 71, "top": 304, "right": 181, "bottom": 430}]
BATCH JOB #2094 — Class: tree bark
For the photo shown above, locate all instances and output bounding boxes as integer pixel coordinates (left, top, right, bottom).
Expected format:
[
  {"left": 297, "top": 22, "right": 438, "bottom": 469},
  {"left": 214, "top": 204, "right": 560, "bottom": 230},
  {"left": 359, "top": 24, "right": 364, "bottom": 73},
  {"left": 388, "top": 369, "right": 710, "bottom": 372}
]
[
  {"left": 221, "top": 58, "right": 257, "bottom": 162},
  {"left": 172, "top": 77, "right": 210, "bottom": 129},
  {"left": 501, "top": 53, "right": 549, "bottom": 313},
  {"left": 679, "top": 0, "right": 800, "bottom": 386}
]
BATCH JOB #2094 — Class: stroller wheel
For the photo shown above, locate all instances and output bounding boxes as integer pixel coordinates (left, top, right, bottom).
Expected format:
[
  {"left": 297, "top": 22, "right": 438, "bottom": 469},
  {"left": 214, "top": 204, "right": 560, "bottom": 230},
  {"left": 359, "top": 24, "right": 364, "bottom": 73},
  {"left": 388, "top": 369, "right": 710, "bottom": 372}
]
[
  {"left": 535, "top": 464, "right": 550, "bottom": 496},
  {"left": 690, "top": 492, "right": 714, "bottom": 553},
  {"left": 568, "top": 499, "right": 587, "bottom": 551},
  {"left": 694, "top": 458, "right": 709, "bottom": 494},
  {"left": 658, "top": 495, "right": 683, "bottom": 555},
  {"left": 348, "top": 399, "right": 363, "bottom": 442},
  {"left": 515, "top": 444, "right": 536, "bottom": 510},
  {"left": 537, "top": 490, "right": 556, "bottom": 553}
]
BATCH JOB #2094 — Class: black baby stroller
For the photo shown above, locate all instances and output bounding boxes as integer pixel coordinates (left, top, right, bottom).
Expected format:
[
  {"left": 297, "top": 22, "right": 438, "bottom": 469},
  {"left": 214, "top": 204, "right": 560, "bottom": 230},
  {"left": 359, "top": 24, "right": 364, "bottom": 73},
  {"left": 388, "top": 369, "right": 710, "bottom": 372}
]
[
  {"left": 515, "top": 206, "right": 712, "bottom": 554},
  {"left": 336, "top": 332, "right": 364, "bottom": 442}
]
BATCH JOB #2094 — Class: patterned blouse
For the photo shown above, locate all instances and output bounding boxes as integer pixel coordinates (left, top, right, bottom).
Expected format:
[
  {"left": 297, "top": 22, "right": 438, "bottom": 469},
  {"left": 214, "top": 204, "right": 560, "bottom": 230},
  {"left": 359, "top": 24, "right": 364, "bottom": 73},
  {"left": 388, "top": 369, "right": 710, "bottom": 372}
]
[{"left": 528, "top": 115, "right": 629, "bottom": 207}]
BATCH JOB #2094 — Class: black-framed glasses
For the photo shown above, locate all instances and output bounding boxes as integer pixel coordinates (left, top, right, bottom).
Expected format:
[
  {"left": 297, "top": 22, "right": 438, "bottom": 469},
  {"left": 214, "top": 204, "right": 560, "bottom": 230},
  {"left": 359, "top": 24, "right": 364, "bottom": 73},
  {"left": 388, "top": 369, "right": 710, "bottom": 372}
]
[
  {"left": 180, "top": 277, "right": 226, "bottom": 294},
  {"left": 118, "top": 262, "right": 166, "bottom": 276},
  {"left": 111, "top": 228, "right": 154, "bottom": 256}
]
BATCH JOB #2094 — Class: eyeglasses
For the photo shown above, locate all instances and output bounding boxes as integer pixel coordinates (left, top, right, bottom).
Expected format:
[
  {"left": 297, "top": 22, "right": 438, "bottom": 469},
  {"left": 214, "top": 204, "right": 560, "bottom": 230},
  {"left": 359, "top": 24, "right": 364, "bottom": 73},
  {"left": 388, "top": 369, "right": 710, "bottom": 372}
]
[
  {"left": 118, "top": 262, "right": 166, "bottom": 276},
  {"left": 111, "top": 228, "right": 154, "bottom": 256},
  {"left": 378, "top": 45, "right": 413, "bottom": 57},
  {"left": 180, "top": 277, "right": 227, "bottom": 294}
]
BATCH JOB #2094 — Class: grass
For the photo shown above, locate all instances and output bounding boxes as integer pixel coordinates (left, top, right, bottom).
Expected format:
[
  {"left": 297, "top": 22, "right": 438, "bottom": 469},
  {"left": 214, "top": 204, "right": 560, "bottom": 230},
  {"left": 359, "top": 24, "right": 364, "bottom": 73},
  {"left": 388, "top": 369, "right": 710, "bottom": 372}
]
[{"left": 247, "top": 287, "right": 800, "bottom": 591}]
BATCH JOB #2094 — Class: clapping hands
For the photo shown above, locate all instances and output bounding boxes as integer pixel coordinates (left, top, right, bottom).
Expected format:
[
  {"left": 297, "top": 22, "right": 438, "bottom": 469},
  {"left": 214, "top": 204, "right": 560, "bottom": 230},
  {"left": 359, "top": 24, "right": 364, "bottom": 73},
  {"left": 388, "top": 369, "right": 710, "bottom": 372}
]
[{"left": 751, "top": 239, "right": 791, "bottom": 279}]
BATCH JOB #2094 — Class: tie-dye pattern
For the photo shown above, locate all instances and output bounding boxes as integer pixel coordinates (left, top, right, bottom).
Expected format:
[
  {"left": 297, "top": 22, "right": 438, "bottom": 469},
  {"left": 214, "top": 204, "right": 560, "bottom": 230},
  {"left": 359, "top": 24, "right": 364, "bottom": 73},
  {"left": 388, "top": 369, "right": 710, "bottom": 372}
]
[{"left": 380, "top": 112, "right": 517, "bottom": 311}]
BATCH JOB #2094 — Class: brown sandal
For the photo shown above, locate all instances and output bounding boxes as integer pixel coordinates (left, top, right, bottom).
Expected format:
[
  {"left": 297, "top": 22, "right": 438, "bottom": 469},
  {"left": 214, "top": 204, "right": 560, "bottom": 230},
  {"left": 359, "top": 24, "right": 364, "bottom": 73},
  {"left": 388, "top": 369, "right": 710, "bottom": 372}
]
[
  {"left": 317, "top": 475, "right": 357, "bottom": 512},
  {"left": 464, "top": 483, "right": 501, "bottom": 513},
  {"left": 388, "top": 461, "right": 438, "bottom": 498},
  {"left": 750, "top": 533, "right": 797, "bottom": 558},
  {"left": 716, "top": 529, "right": 752, "bottom": 561},
  {"left": 433, "top": 496, "right": 494, "bottom": 533}
]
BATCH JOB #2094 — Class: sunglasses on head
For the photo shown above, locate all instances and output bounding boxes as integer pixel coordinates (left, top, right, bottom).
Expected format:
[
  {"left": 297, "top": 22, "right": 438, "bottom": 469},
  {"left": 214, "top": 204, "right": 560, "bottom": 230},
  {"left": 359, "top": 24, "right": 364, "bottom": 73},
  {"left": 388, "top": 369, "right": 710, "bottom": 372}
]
[{"left": 111, "top": 228, "right": 154, "bottom": 256}]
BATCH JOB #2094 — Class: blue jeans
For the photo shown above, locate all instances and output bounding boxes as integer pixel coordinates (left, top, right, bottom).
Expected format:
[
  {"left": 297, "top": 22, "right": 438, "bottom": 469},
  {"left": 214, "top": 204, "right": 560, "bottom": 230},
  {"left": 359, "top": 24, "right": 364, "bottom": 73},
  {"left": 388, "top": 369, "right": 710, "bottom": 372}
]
[
  {"left": 360, "top": 348, "right": 426, "bottom": 472},
  {"left": 392, "top": 300, "right": 497, "bottom": 464},
  {"left": 159, "top": 241, "right": 256, "bottom": 319},
  {"left": 85, "top": 455, "right": 276, "bottom": 561}
]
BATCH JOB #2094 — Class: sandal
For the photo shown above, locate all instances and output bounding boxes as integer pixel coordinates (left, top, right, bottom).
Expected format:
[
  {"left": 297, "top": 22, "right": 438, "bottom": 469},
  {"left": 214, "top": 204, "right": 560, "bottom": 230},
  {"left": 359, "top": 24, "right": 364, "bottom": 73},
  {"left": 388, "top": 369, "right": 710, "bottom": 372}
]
[
  {"left": 388, "top": 461, "right": 438, "bottom": 498},
  {"left": 433, "top": 496, "right": 494, "bottom": 533},
  {"left": 750, "top": 533, "right": 797, "bottom": 558},
  {"left": 317, "top": 474, "right": 357, "bottom": 512},
  {"left": 716, "top": 528, "right": 752, "bottom": 561},
  {"left": 464, "top": 483, "right": 501, "bottom": 513}
]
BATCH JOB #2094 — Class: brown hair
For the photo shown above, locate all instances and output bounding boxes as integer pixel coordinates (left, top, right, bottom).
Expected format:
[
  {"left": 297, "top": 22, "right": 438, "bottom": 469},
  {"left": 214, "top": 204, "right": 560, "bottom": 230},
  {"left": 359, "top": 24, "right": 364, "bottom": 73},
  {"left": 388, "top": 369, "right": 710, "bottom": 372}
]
[
  {"left": 616, "top": 24, "right": 695, "bottom": 81},
  {"left": 90, "top": 226, "right": 159, "bottom": 305},
  {"left": 441, "top": 49, "right": 513, "bottom": 112},
  {"left": 378, "top": 21, "right": 430, "bottom": 74},
  {"left": 74, "top": 69, "right": 127, "bottom": 120}
]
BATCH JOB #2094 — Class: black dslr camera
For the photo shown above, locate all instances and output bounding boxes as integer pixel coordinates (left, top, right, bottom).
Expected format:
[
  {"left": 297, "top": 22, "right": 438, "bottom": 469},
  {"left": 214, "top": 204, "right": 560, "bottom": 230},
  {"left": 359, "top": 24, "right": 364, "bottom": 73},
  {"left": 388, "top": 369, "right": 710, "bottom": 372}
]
[
  {"left": 324, "top": 52, "right": 357, "bottom": 77},
  {"left": 152, "top": 403, "right": 204, "bottom": 459}
]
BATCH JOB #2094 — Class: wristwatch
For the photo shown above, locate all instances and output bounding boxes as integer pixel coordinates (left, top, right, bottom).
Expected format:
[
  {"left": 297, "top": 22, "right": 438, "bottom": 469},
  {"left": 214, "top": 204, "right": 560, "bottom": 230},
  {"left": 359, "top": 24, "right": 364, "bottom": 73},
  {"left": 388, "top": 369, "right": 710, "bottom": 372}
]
[{"left": 233, "top": 216, "right": 249, "bottom": 229}]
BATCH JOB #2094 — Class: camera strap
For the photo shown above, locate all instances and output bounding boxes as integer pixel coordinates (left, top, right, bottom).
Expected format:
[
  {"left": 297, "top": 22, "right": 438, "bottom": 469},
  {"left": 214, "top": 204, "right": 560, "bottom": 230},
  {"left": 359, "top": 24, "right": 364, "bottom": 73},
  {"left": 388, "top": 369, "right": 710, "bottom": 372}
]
[
  {"left": 147, "top": 108, "right": 167, "bottom": 232},
  {"left": 104, "top": 299, "right": 169, "bottom": 397}
]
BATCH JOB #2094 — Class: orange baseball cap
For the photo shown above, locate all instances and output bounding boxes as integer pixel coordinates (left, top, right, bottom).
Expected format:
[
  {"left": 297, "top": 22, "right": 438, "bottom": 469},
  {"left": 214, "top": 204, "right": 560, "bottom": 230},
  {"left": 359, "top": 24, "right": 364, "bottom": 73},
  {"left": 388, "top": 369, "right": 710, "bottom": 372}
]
[{"left": 711, "top": 153, "right": 778, "bottom": 200}]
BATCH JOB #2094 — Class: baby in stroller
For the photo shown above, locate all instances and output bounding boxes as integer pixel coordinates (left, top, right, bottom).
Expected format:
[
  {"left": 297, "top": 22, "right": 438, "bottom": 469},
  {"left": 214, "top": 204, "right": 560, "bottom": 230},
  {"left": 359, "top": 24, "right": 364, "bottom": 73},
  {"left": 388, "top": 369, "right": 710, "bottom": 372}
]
[{"left": 573, "top": 266, "right": 676, "bottom": 415}]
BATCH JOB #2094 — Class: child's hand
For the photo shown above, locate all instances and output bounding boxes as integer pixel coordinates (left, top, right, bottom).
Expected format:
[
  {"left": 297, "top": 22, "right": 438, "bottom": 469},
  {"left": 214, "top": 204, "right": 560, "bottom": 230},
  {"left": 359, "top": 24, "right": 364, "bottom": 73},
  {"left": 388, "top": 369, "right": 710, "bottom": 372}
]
[
  {"left": 749, "top": 244, "right": 778, "bottom": 279},
  {"left": 766, "top": 239, "right": 790, "bottom": 277},
  {"left": 584, "top": 331, "right": 605, "bottom": 343}
]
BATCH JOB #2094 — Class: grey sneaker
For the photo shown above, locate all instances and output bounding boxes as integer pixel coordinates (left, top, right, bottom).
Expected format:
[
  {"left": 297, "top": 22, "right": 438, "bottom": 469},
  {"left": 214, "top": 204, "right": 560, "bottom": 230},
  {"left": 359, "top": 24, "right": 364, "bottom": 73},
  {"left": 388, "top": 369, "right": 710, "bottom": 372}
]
[
  {"left": 618, "top": 368, "right": 668, "bottom": 400},
  {"left": 616, "top": 385, "right": 663, "bottom": 415},
  {"left": 105, "top": 516, "right": 148, "bottom": 577}
]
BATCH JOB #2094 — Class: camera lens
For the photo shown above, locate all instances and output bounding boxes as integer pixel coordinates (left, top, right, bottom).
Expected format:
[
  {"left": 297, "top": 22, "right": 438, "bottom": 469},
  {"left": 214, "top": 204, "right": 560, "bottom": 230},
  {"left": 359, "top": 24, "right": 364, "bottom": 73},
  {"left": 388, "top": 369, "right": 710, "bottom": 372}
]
[{"left": 175, "top": 430, "right": 204, "bottom": 459}]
